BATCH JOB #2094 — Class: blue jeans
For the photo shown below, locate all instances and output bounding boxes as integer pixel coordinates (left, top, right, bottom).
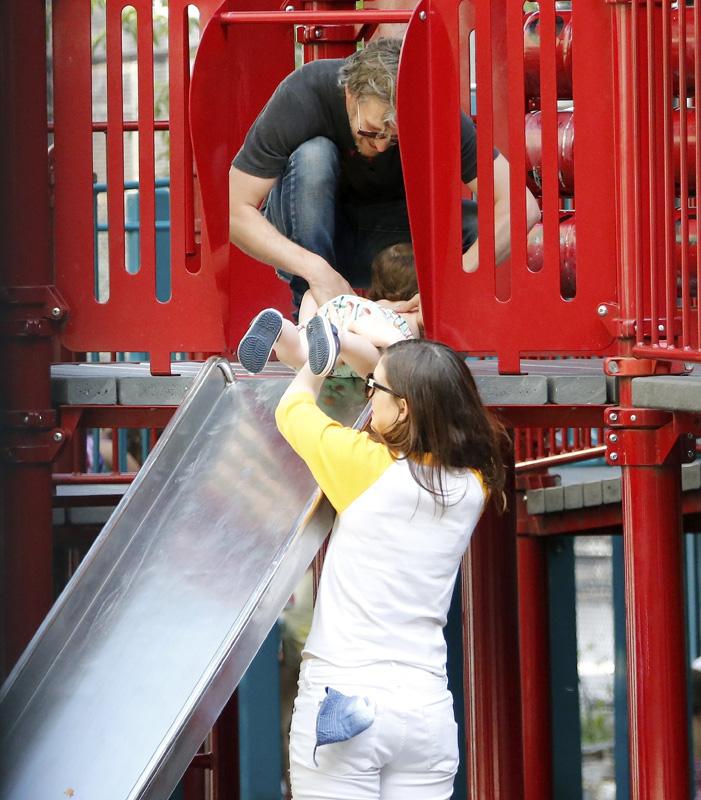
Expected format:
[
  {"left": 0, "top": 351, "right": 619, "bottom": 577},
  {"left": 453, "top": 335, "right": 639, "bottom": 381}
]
[{"left": 264, "top": 136, "right": 479, "bottom": 310}]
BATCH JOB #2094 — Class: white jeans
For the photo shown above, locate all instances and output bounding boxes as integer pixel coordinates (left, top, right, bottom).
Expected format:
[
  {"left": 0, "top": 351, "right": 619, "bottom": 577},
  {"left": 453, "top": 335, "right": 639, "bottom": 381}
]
[{"left": 290, "top": 658, "right": 459, "bottom": 800}]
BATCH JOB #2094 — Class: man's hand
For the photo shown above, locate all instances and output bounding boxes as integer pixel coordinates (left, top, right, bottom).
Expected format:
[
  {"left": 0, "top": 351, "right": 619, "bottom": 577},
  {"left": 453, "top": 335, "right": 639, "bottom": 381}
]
[{"left": 306, "top": 260, "right": 353, "bottom": 306}]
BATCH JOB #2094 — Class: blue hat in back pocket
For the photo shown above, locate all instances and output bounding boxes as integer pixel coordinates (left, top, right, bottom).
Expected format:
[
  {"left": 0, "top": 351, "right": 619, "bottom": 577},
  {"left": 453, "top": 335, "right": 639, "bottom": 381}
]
[{"left": 313, "top": 687, "right": 376, "bottom": 766}]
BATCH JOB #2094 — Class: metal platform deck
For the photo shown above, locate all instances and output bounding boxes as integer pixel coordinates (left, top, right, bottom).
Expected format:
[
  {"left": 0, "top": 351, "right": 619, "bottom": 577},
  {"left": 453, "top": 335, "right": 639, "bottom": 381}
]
[
  {"left": 526, "top": 461, "right": 701, "bottom": 516},
  {"left": 50, "top": 358, "right": 622, "bottom": 407}
]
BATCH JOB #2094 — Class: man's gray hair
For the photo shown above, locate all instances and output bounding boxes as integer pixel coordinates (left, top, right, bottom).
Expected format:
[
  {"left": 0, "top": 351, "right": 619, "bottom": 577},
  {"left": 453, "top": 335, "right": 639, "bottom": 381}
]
[{"left": 339, "top": 38, "right": 402, "bottom": 125}]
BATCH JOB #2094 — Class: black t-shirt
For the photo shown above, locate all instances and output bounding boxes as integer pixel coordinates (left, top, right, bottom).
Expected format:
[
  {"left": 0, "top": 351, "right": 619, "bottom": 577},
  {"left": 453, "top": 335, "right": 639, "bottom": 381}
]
[{"left": 233, "top": 59, "right": 484, "bottom": 206}]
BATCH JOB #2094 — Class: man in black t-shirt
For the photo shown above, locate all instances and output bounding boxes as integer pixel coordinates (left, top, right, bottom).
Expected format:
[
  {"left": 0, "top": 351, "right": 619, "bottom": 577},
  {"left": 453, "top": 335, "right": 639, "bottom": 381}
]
[{"left": 229, "top": 37, "right": 540, "bottom": 310}]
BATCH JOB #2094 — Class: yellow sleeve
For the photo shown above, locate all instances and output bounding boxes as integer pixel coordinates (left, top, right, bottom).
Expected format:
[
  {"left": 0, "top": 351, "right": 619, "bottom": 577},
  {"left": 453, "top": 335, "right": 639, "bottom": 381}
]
[{"left": 275, "top": 390, "right": 394, "bottom": 513}]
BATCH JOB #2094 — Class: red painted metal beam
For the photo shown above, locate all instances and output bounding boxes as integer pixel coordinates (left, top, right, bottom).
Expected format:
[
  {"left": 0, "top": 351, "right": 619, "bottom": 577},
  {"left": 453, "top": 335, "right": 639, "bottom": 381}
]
[
  {"left": 0, "top": 0, "right": 54, "bottom": 676},
  {"left": 219, "top": 9, "right": 412, "bottom": 24},
  {"left": 462, "top": 448, "right": 524, "bottom": 799},
  {"left": 60, "top": 404, "right": 175, "bottom": 429},
  {"left": 622, "top": 462, "right": 690, "bottom": 798},
  {"left": 517, "top": 537, "right": 553, "bottom": 800},
  {"left": 492, "top": 405, "right": 607, "bottom": 429},
  {"left": 517, "top": 488, "right": 701, "bottom": 537}
]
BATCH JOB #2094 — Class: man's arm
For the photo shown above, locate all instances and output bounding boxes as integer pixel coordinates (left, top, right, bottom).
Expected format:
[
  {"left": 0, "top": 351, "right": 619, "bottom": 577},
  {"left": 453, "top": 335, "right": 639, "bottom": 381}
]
[
  {"left": 462, "top": 153, "right": 541, "bottom": 273},
  {"left": 228, "top": 165, "right": 352, "bottom": 304}
]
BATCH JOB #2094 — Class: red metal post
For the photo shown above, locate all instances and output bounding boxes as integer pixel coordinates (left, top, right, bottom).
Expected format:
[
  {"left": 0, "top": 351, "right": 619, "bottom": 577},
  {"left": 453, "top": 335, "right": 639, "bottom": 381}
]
[
  {"left": 517, "top": 536, "right": 553, "bottom": 800},
  {"left": 612, "top": 1, "right": 693, "bottom": 793},
  {"left": 0, "top": 0, "right": 55, "bottom": 676},
  {"left": 621, "top": 455, "right": 690, "bottom": 798},
  {"left": 211, "top": 693, "right": 240, "bottom": 800},
  {"left": 462, "top": 448, "right": 523, "bottom": 799}
]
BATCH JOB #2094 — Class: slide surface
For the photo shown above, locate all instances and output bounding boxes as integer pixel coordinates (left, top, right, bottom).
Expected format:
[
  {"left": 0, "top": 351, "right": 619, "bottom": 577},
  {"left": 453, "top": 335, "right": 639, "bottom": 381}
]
[{"left": 0, "top": 358, "right": 368, "bottom": 800}]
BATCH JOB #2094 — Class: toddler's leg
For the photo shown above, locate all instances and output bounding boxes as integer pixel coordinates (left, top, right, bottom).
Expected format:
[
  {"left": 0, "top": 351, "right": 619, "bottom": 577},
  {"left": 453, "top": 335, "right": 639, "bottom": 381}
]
[
  {"left": 273, "top": 322, "right": 307, "bottom": 370},
  {"left": 238, "top": 310, "right": 307, "bottom": 373},
  {"left": 238, "top": 309, "right": 284, "bottom": 374},
  {"left": 298, "top": 291, "right": 319, "bottom": 326},
  {"left": 306, "top": 315, "right": 382, "bottom": 379},
  {"left": 338, "top": 332, "right": 381, "bottom": 379}
]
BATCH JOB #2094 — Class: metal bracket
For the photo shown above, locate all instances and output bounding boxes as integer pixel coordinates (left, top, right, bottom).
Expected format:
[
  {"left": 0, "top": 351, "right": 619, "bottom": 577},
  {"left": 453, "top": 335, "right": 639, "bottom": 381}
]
[
  {"left": 595, "top": 302, "right": 628, "bottom": 338},
  {"left": 2, "top": 428, "right": 69, "bottom": 464},
  {"left": 0, "top": 285, "right": 69, "bottom": 337},
  {"left": 296, "top": 23, "right": 374, "bottom": 44},
  {"left": 3, "top": 409, "right": 57, "bottom": 430},
  {"left": 605, "top": 407, "right": 699, "bottom": 466},
  {"left": 595, "top": 305, "right": 687, "bottom": 344},
  {"left": 1, "top": 407, "right": 81, "bottom": 465},
  {"left": 604, "top": 356, "right": 690, "bottom": 377}
]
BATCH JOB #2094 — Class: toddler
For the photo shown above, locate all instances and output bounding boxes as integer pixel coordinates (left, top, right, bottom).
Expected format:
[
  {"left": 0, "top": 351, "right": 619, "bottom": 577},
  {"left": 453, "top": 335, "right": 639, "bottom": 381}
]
[{"left": 237, "top": 243, "right": 421, "bottom": 378}]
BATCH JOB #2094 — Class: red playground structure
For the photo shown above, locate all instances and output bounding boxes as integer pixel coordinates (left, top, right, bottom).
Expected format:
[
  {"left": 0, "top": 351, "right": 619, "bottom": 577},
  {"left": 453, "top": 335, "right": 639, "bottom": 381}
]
[{"left": 1, "top": 1, "right": 700, "bottom": 799}]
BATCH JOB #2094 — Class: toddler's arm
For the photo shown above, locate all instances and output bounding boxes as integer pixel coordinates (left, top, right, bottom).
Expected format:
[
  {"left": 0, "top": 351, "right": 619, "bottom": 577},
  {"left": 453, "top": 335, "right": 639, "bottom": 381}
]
[{"left": 346, "top": 315, "right": 407, "bottom": 348}]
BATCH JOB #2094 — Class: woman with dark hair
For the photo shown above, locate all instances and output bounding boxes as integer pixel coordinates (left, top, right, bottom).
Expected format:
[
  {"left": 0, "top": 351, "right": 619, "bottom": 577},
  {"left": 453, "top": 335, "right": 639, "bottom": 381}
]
[{"left": 275, "top": 338, "right": 506, "bottom": 800}]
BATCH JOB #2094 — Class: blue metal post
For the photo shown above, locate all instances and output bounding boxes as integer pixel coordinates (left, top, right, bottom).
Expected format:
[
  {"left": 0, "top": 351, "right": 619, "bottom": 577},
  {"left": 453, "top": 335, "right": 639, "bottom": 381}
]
[
  {"left": 237, "top": 626, "right": 282, "bottom": 799},
  {"left": 613, "top": 535, "right": 630, "bottom": 800},
  {"left": 547, "top": 536, "right": 583, "bottom": 799},
  {"left": 445, "top": 575, "right": 467, "bottom": 800}
]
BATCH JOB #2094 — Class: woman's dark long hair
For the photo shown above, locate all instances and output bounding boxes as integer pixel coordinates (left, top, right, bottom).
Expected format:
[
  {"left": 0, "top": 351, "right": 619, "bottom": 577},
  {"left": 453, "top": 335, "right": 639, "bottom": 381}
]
[{"left": 372, "top": 339, "right": 508, "bottom": 509}]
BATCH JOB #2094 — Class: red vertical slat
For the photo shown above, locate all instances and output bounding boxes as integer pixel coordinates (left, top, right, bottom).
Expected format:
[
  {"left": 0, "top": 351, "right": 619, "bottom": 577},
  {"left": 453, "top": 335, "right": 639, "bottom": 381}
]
[
  {"left": 677, "top": 2, "right": 690, "bottom": 349},
  {"left": 661, "top": 1, "right": 677, "bottom": 347},
  {"left": 106, "top": 1, "right": 127, "bottom": 298},
  {"left": 538, "top": 3, "right": 562, "bottom": 302},
  {"left": 696, "top": 1, "right": 701, "bottom": 352},
  {"left": 640, "top": 3, "right": 659, "bottom": 350},
  {"left": 53, "top": 2, "right": 95, "bottom": 318},
  {"left": 134, "top": 0, "right": 156, "bottom": 298},
  {"left": 168, "top": 2, "right": 195, "bottom": 264},
  {"left": 505, "top": 0, "right": 528, "bottom": 303},
  {"left": 473, "top": 0, "right": 496, "bottom": 287}
]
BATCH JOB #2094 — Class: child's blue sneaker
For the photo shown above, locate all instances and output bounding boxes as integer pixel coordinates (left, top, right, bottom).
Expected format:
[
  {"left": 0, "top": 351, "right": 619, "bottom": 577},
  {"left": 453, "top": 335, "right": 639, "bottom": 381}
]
[
  {"left": 237, "top": 309, "right": 283, "bottom": 374},
  {"left": 313, "top": 687, "right": 376, "bottom": 765},
  {"left": 306, "top": 315, "right": 341, "bottom": 377}
]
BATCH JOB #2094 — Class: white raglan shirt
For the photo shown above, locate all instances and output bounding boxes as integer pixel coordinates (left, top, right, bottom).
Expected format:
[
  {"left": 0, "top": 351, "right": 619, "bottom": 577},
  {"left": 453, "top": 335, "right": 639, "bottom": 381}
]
[{"left": 276, "top": 390, "right": 487, "bottom": 676}]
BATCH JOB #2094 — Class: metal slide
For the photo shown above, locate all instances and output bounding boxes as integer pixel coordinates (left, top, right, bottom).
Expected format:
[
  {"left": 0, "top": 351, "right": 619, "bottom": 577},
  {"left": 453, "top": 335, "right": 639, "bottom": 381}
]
[{"left": 0, "top": 357, "right": 369, "bottom": 800}]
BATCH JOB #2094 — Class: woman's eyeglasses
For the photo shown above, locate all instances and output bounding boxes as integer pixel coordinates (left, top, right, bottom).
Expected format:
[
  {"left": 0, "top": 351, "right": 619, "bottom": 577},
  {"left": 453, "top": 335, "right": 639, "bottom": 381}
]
[
  {"left": 356, "top": 103, "right": 398, "bottom": 144},
  {"left": 364, "top": 373, "right": 403, "bottom": 399}
]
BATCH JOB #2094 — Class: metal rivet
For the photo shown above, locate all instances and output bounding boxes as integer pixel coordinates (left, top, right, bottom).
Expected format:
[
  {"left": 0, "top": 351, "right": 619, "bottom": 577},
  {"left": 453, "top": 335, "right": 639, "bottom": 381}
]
[
  {"left": 51, "top": 307, "right": 62, "bottom": 318},
  {"left": 284, "top": 5, "right": 294, "bottom": 9},
  {"left": 609, "top": 412, "right": 618, "bottom": 422},
  {"left": 314, "top": 26, "right": 322, "bottom": 38},
  {"left": 419, "top": 10, "right": 427, "bottom": 20},
  {"left": 658, "top": 324, "right": 665, "bottom": 332},
  {"left": 597, "top": 304, "right": 608, "bottom": 317},
  {"left": 610, "top": 452, "right": 619, "bottom": 461},
  {"left": 630, "top": 414, "right": 637, "bottom": 422},
  {"left": 23, "top": 414, "right": 30, "bottom": 424},
  {"left": 609, "top": 433, "right": 618, "bottom": 443},
  {"left": 53, "top": 431, "right": 64, "bottom": 442}
]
